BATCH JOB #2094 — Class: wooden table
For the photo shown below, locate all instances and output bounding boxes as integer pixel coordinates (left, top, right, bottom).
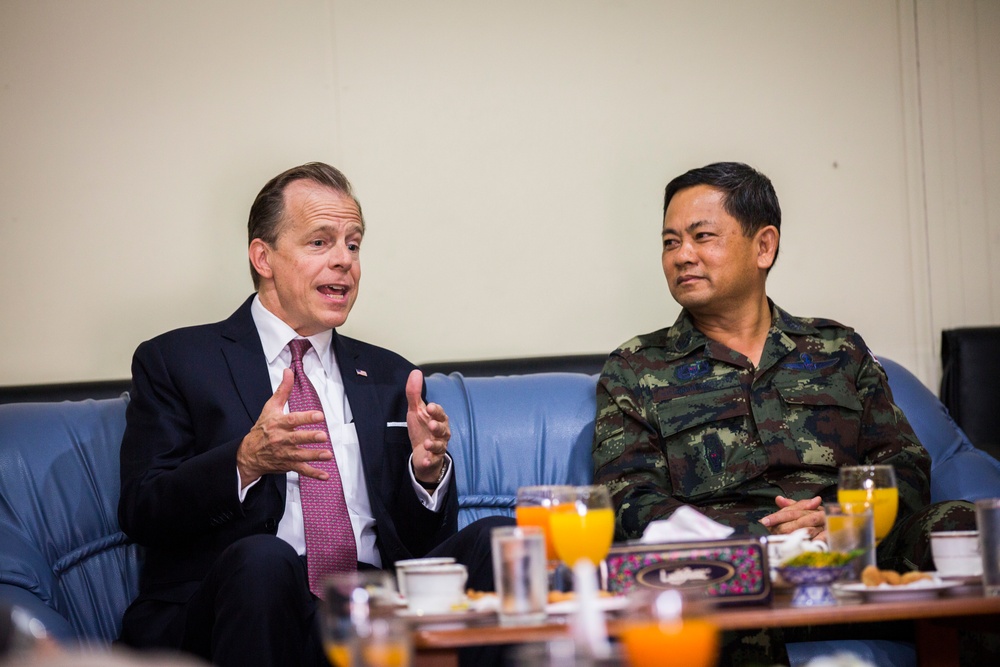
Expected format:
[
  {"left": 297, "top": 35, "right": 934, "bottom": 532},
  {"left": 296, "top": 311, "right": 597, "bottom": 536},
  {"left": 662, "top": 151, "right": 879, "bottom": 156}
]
[{"left": 410, "top": 589, "right": 1000, "bottom": 667}]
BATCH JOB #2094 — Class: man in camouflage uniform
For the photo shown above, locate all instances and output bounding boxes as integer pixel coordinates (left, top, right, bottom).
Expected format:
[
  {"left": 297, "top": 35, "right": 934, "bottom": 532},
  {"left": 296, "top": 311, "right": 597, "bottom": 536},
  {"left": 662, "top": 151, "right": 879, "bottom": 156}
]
[{"left": 593, "top": 161, "right": 978, "bottom": 663}]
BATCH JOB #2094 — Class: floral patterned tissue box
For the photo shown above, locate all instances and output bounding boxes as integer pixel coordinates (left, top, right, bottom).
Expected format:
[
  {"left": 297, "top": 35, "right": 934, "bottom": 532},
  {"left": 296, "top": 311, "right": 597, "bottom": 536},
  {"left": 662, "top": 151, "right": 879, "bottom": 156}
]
[{"left": 606, "top": 537, "right": 771, "bottom": 606}]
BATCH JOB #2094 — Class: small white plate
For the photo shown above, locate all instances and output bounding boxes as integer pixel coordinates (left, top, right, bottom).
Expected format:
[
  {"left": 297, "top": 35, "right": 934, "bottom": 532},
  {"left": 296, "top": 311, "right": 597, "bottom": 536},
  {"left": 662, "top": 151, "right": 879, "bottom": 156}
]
[
  {"left": 932, "top": 572, "right": 982, "bottom": 583},
  {"left": 545, "top": 595, "right": 630, "bottom": 615},
  {"left": 928, "top": 572, "right": 983, "bottom": 595},
  {"left": 833, "top": 579, "right": 962, "bottom": 602}
]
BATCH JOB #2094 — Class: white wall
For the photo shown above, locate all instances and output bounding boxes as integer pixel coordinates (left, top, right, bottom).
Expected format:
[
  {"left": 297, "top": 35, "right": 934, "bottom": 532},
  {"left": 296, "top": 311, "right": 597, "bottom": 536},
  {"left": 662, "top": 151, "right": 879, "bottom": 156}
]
[{"left": 1, "top": 0, "right": 997, "bottom": 388}]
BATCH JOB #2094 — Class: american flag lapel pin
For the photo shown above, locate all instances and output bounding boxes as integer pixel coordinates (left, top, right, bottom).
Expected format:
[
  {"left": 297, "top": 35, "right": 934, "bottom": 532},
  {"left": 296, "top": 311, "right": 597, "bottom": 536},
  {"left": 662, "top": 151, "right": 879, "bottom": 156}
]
[{"left": 356, "top": 369, "right": 368, "bottom": 377}]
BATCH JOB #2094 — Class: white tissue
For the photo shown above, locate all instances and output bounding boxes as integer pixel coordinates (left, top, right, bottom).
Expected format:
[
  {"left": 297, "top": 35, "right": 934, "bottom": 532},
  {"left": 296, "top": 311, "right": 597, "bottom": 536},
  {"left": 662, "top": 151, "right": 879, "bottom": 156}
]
[
  {"left": 766, "top": 527, "right": 827, "bottom": 567},
  {"left": 640, "top": 506, "right": 736, "bottom": 543}
]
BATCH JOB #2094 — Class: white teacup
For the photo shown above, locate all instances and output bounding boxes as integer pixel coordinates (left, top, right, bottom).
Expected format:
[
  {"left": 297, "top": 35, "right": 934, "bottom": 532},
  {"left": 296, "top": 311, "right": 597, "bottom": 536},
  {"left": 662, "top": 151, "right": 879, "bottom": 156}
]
[
  {"left": 393, "top": 557, "right": 456, "bottom": 598},
  {"left": 930, "top": 530, "right": 982, "bottom": 577},
  {"left": 404, "top": 563, "right": 468, "bottom": 615}
]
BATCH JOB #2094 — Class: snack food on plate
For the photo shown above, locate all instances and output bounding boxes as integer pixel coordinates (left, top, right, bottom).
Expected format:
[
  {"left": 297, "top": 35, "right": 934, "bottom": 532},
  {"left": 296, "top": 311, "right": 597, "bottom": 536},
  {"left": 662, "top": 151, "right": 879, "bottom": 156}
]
[{"left": 860, "top": 564, "right": 932, "bottom": 587}]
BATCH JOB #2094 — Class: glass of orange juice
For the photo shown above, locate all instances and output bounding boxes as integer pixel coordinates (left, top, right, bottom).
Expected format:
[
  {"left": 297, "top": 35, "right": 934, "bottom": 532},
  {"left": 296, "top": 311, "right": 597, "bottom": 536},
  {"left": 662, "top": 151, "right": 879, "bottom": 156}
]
[
  {"left": 548, "top": 485, "right": 615, "bottom": 574},
  {"left": 837, "top": 465, "right": 899, "bottom": 543},
  {"left": 517, "top": 485, "right": 575, "bottom": 591},
  {"left": 322, "top": 571, "right": 409, "bottom": 667},
  {"left": 358, "top": 618, "right": 411, "bottom": 667},
  {"left": 515, "top": 485, "right": 573, "bottom": 561},
  {"left": 619, "top": 590, "right": 719, "bottom": 667}
]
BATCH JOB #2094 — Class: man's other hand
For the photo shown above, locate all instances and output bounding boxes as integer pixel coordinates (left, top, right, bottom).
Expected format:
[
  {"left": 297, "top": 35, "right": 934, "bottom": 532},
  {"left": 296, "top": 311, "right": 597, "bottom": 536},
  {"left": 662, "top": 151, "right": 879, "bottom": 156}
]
[
  {"left": 406, "top": 369, "right": 451, "bottom": 484},
  {"left": 760, "top": 495, "right": 825, "bottom": 539},
  {"left": 236, "top": 368, "right": 333, "bottom": 487}
]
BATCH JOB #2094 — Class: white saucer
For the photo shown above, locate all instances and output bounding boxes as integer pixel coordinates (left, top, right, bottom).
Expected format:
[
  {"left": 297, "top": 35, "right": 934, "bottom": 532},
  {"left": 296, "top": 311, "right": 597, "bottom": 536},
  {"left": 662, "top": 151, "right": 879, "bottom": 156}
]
[
  {"left": 545, "top": 595, "right": 630, "bottom": 615},
  {"left": 833, "top": 579, "right": 961, "bottom": 602},
  {"left": 933, "top": 571, "right": 982, "bottom": 583}
]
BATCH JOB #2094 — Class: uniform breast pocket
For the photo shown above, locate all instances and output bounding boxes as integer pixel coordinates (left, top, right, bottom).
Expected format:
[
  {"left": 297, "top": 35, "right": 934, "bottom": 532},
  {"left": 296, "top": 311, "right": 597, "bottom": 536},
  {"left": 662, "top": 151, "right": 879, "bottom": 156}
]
[
  {"left": 773, "top": 375, "right": 863, "bottom": 467},
  {"left": 655, "top": 385, "right": 759, "bottom": 501}
]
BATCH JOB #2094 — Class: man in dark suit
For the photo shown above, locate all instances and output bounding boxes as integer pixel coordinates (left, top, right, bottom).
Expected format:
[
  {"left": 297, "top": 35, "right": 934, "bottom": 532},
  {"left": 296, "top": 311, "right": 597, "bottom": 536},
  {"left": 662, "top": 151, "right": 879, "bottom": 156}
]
[{"left": 118, "top": 163, "right": 505, "bottom": 667}]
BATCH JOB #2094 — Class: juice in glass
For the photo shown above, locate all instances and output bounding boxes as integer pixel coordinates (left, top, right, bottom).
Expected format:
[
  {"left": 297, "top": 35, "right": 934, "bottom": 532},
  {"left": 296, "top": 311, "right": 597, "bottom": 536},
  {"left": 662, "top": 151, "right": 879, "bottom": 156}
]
[
  {"left": 549, "top": 506, "right": 614, "bottom": 566},
  {"left": 324, "top": 642, "right": 353, "bottom": 667},
  {"left": 620, "top": 619, "right": 719, "bottom": 667},
  {"left": 361, "top": 642, "right": 410, "bottom": 667},
  {"left": 837, "top": 487, "right": 899, "bottom": 541},
  {"left": 515, "top": 504, "right": 558, "bottom": 561}
]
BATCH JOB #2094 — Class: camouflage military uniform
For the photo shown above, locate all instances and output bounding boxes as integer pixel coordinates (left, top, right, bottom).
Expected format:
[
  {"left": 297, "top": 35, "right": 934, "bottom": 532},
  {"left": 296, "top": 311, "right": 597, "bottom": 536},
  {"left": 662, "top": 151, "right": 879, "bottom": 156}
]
[{"left": 593, "top": 302, "right": 973, "bottom": 571}]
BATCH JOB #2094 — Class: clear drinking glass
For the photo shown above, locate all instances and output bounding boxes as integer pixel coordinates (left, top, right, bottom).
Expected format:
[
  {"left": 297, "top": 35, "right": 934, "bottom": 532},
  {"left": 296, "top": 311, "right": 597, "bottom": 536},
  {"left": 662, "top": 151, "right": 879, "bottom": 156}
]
[
  {"left": 824, "top": 502, "right": 876, "bottom": 579},
  {"left": 837, "top": 465, "right": 899, "bottom": 544},
  {"left": 975, "top": 498, "right": 1000, "bottom": 597},
  {"left": 491, "top": 525, "right": 549, "bottom": 626}
]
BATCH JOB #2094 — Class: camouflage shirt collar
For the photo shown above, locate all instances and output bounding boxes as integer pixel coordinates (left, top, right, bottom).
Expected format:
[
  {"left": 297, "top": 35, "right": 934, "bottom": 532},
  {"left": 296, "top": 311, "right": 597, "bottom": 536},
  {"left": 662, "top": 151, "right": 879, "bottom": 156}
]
[
  {"left": 770, "top": 302, "right": 821, "bottom": 336},
  {"left": 663, "top": 309, "right": 709, "bottom": 355},
  {"left": 665, "top": 301, "right": 820, "bottom": 355}
]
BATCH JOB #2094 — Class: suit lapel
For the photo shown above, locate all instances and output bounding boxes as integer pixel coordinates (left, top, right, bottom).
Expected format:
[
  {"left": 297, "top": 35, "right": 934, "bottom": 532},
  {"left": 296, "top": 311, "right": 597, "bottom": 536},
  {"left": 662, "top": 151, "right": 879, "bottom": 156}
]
[
  {"left": 219, "top": 296, "right": 273, "bottom": 423},
  {"left": 219, "top": 296, "right": 286, "bottom": 508},
  {"left": 334, "top": 332, "right": 386, "bottom": 490}
]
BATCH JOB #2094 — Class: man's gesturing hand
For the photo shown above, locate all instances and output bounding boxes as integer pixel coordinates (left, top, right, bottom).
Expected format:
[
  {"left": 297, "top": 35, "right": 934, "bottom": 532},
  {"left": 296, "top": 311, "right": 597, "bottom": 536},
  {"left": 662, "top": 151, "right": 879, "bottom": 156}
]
[
  {"left": 760, "top": 495, "right": 826, "bottom": 539},
  {"left": 406, "top": 369, "right": 451, "bottom": 484},
  {"left": 236, "top": 368, "right": 334, "bottom": 487}
]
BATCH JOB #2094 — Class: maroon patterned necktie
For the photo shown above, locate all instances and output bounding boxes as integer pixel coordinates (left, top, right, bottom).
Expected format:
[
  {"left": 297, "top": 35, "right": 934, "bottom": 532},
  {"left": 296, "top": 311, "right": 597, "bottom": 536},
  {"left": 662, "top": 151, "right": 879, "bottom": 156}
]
[{"left": 286, "top": 338, "right": 356, "bottom": 597}]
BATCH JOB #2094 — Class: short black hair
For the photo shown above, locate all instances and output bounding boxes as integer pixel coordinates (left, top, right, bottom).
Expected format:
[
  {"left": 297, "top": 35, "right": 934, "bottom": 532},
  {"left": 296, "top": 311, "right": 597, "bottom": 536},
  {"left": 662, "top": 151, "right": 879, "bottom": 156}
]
[
  {"left": 247, "top": 162, "right": 364, "bottom": 289},
  {"left": 663, "top": 161, "right": 781, "bottom": 264}
]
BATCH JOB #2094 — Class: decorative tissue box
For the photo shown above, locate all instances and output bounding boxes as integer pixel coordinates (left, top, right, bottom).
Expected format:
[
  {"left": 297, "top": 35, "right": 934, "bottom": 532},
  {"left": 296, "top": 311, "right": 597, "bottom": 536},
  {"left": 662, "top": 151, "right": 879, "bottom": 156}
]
[{"left": 605, "top": 537, "right": 771, "bottom": 606}]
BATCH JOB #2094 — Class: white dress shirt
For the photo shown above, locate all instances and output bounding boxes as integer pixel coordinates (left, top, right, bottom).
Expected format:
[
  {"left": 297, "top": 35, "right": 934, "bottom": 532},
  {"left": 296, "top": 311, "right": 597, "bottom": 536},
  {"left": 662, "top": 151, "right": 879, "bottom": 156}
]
[{"left": 239, "top": 295, "right": 452, "bottom": 567}]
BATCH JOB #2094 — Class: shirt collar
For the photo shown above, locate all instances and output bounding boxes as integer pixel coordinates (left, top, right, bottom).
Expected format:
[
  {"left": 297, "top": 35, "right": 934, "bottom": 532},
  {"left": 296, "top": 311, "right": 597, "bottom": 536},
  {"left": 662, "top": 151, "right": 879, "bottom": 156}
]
[
  {"left": 663, "top": 308, "right": 708, "bottom": 356},
  {"left": 250, "top": 294, "right": 336, "bottom": 376},
  {"left": 770, "top": 302, "right": 821, "bottom": 336},
  {"left": 664, "top": 299, "right": 819, "bottom": 355}
]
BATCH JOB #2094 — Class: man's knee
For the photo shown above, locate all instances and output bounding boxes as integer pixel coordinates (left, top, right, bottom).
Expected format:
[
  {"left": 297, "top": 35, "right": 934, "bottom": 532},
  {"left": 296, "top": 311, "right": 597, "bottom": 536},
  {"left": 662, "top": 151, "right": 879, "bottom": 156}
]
[
  {"left": 460, "top": 515, "right": 516, "bottom": 543},
  {"left": 917, "top": 500, "right": 977, "bottom": 532},
  {"left": 215, "top": 535, "right": 305, "bottom": 594},
  {"left": 879, "top": 500, "right": 976, "bottom": 571}
]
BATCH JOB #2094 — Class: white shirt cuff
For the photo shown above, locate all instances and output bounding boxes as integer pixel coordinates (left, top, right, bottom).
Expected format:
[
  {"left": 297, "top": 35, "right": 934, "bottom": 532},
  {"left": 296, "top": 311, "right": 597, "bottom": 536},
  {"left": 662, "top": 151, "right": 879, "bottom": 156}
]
[
  {"left": 237, "top": 468, "right": 261, "bottom": 502},
  {"left": 409, "top": 454, "right": 453, "bottom": 510}
]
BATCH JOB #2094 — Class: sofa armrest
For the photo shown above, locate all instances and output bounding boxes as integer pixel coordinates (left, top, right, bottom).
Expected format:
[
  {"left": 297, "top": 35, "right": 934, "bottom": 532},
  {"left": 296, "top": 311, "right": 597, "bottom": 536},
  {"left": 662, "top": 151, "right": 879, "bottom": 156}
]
[
  {"left": 0, "top": 584, "right": 76, "bottom": 643},
  {"left": 0, "top": 523, "right": 55, "bottom": 603}
]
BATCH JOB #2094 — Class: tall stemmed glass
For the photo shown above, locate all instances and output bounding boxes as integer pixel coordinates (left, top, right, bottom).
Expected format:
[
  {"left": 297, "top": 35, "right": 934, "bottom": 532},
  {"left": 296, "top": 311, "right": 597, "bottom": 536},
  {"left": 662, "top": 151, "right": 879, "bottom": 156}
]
[
  {"left": 837, "top": 465, "right": 899, "bottom": 544},
  {"left": 321, "top": 571, "right": 410, "bottom": 667},
  {"left": 548, "top": 485, "right": 615, "bottom": 580},
  {"left": 515, "top": 485, "right": 573, "bottom": 589}
]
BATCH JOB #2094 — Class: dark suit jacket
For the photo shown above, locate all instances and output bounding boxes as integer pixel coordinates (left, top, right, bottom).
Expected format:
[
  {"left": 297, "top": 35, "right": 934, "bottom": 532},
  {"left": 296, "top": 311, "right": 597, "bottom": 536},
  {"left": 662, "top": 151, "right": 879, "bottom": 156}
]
[{"left": 117, "top": 295, "right": 457, "bottom": 643}]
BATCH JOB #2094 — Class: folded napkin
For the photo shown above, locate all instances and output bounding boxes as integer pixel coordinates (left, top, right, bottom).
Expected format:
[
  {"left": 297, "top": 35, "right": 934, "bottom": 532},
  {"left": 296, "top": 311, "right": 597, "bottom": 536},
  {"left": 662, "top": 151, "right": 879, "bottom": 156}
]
[{"left": 640, "top": 506, "right": 735, "bottom": 543}]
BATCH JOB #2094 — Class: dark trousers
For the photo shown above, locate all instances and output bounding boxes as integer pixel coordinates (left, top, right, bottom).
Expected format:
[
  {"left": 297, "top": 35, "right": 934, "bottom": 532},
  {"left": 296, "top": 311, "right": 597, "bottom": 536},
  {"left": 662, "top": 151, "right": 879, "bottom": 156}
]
[{"left": 164, "top": 515, "right": 513, "bottom": 667}]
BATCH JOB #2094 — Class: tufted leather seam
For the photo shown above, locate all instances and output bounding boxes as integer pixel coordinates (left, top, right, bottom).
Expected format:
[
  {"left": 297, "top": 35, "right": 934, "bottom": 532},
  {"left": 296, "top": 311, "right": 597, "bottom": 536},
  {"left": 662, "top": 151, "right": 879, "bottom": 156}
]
[
  {"left": 458, "top": 495, "right": 515, "bottom": 508},
  {"left": 51, "top": 532, "right": 131, "bottom": 576}
]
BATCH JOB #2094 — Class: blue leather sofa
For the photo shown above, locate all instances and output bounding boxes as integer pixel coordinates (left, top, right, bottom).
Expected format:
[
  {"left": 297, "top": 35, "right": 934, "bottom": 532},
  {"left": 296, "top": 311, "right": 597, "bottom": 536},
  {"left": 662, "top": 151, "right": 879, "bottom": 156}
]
[{"left": 1, "top": 357, "right": 998, "bottom": 664}]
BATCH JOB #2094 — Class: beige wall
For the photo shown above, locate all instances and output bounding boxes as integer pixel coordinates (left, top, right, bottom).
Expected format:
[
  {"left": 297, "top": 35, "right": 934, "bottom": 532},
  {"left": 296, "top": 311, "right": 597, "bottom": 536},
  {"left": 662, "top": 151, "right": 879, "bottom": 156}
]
[{"left": 1, "top": 0, "right": 997, "bottom": 388}]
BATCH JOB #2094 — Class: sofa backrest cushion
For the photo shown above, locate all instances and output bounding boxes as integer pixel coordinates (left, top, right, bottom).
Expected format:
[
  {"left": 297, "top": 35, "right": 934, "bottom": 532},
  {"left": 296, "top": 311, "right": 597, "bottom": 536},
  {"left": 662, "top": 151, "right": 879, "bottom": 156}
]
[
  {"left": 0, "top": 397, "right": 141, "bottom": 643},
  {"left": 880, "top": 357, "right": 1000, "bottom": 503},
  {"left": 426, "top": 372, "right": 597, "bottom": 528}
]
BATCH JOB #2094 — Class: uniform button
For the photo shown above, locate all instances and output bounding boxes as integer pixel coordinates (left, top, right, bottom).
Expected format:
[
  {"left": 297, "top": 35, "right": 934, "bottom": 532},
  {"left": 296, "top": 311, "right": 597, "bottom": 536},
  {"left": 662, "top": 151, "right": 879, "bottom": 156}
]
[{"left": 265, "top": 518, "right": 276, "bottom": 530}]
